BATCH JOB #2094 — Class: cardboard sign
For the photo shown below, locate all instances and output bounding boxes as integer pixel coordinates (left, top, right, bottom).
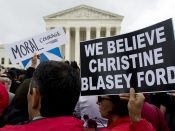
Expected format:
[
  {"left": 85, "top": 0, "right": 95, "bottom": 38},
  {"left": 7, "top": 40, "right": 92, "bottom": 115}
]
[
  {"left": 80, "top": 18, "right": 175, "bottom": 96},
  {"left": 5, "top": 28, "right": 68, "bottom": 65}
]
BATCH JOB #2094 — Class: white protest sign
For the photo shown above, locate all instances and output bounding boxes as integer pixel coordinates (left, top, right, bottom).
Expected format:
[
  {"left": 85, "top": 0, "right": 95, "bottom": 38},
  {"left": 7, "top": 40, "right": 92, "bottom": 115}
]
[{"left": 5, "top": 27, "right": 68, "bottom": 64}]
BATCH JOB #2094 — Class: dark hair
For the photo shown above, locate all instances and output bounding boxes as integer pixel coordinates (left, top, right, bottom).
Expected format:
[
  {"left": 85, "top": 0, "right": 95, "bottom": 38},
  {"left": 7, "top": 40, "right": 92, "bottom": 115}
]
[
  {"left": 108, "top": 95, "right": 128, "bottom": 117},
  {"left": 14, "top": 79, "right": 31, "bottom": 109},
  {"left": 31, "top": 61, "right": 81, "bottom": 117},
  {"left": 7, "top": 70, "right": 17, "bottom": 80},
  {"left": 70, "top": 61, "right": 79, "bottom": 70}
]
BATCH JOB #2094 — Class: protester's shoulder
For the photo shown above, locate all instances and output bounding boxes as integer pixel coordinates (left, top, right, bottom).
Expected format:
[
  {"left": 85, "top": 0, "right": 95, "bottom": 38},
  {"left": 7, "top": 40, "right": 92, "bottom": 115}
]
[
  {"left": 1, "top": 117, "right": 84, "bottom": 131},
  {"left": 0, "top": 125, "right": 26, "bottom": 131},
  {"left": 110, "top": 122, "right": 130, "bottom": 131},
  {"left": 29, "top": 117, "right": 84, "bottom": 130},
  {"left": 130, "top": 119, "right": 156, "bottom": 131}
]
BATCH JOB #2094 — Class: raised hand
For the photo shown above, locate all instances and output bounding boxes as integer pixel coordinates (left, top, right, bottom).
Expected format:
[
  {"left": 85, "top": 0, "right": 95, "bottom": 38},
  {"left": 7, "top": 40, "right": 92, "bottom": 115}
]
[{"left": 128, "top": 88, "right": 145, "bottom": 123}]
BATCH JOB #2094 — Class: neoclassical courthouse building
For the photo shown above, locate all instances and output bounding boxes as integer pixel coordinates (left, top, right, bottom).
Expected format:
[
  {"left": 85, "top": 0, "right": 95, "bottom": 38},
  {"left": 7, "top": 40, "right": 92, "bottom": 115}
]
[{"left": 0, "top": 5, "right": 123, "bottom": 68}]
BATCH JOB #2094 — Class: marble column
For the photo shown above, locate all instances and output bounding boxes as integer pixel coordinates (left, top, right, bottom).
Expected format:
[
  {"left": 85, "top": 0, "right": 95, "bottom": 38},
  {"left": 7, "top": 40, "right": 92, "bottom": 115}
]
[
  {"left": 106, "top": 27, "right": 111, "bottom": 37},
  {"left": 75, "top": 27, "right": 80, "bottom": 64},
  {"left": 86, "top": 27, "right": 91, "bottom": 40},
  {"left": 96, "top": 27, "right": 101, "bottom": 38},
  {"left": 65, "top": 27, "right": 70, "bottom": 60},
  {"left": 116, "top": 27, "right": 121, "bottom": 35}
]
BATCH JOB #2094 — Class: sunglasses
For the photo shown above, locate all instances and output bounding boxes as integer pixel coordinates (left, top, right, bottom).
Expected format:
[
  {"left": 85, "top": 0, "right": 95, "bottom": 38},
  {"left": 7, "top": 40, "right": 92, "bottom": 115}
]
[{"left": 98, "top": 96, "right": 111, "bottom": 103}]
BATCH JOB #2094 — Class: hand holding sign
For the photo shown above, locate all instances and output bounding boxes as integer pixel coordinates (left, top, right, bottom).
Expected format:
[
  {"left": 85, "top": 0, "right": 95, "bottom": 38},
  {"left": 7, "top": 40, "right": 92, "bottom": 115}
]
[
  {"left": 128, "top": 88, "right": 145, "bottom": 123},
  {"left": 31, "top": 53, "right": 38, "bottom": 68}
]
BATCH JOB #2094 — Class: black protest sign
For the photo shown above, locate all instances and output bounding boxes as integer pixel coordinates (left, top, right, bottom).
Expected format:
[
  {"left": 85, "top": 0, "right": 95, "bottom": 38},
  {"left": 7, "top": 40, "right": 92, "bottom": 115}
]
[{"left": 80, "top": 18, "right": 175, "bottom": 96}]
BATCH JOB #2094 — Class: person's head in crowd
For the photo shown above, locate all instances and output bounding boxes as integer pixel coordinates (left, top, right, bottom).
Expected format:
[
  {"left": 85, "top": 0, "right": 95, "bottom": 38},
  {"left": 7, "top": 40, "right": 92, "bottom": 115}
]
[
  {"left": 71, "top": 61, "right": 80, "bottom": 73},
  {"left": 64, "top": 60, "right": 70, "bottom": 65},
  {"left": 3, "top": 79, "right": 31, "bottom": 125},
  {"left": 7, "top": 70, "right": 17, "bottom": 80},
  {"left": 96, "top": 89, "right": 157, "bottom": 131},
  {"left": 97, "top": 92, "right": 169, "bottom": 131},
  {"left": 7, "top": 68, "right": 25, "bottom": 81},
  {"left": 0, "top": 83, "right": 9, "bottom": 116},
  {"left": 0, "top": 66, "right": 5, "bottom": 76},
  {"left": 17, "top": 69, "right": 26, "bottom": 83},
  {"left": 6, "top": 68, "right": 21, "bottom": 94},
  {"left": 28, "top": 61, "right": 81, "bottom": 120},
  {"left": 97, "top": 95, "right": 128, "bottom": 120},
  {"left": 0, "top": 74, "right": 12, "bottom": 92}
]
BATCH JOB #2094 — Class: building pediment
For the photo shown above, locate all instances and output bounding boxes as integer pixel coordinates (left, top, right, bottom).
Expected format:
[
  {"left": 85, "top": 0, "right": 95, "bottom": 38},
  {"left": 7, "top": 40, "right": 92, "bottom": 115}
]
[{"left": 44, "top": 5, "right": 123, "bottom": 20}]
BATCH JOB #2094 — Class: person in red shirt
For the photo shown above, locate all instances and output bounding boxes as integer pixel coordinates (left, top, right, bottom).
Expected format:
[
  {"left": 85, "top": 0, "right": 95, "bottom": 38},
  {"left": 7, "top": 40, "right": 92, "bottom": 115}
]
[
  {"left": 141, "top": 101, "right": 169, "bottom": 131},
  {"left": 97, "top": 88, "right": 156, "bottom": 131},
  {"left": 1, "top": 60, "right": 155, "bottom": 131},
  {"left": 1, "top": 61, "right": 84, "bottom": 131},
  {"left": 0, "top": 82, "right": 9, "bottom": 127}
]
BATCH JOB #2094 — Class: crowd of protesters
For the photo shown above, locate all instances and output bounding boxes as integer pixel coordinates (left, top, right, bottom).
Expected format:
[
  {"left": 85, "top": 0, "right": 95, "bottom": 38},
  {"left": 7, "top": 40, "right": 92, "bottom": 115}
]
[{"left": 0, "top": 54, "right": 175, "bottom": 131}]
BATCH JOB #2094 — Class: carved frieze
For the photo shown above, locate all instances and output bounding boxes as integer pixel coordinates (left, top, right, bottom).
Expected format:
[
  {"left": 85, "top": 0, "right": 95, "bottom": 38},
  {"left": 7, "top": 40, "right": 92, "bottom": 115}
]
[{"left": 54, "top": 8, "right": 117, "bottom": 19}]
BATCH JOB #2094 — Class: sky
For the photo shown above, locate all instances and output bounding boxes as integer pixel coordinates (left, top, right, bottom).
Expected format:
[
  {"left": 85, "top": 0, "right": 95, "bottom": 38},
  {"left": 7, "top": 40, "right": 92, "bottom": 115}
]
[{"left": 0, "top": 0, "right": 175, "bottom": 44}]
